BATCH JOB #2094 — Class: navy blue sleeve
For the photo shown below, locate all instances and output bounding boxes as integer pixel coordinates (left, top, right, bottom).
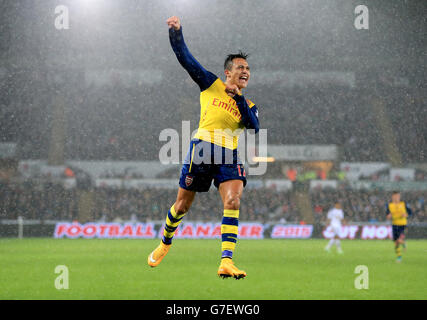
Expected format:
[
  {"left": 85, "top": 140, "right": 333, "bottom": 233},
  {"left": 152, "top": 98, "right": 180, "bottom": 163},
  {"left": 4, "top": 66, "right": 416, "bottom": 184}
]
[
  {"left": 169, "top": 27, "right": 217, "bottom": 91},
  {"left": 385, "top": 204, "right": 390, "bottom": 216},
  {"left": 233, "top": 94, "right": 260, "bottom": 133},
  {"left": 405, "top": 203, "right": 413, "bottom": 216}
]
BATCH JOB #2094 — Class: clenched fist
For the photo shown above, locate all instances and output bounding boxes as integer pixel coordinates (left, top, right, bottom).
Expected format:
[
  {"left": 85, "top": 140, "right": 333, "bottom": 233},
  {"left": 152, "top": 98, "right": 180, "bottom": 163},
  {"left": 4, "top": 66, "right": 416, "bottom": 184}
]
[
  {"left": 167, "top": 16, "right": 181, "bottom": 31},
  {"left": 225, "top": 84, "right": 241, "bottom": 97}
]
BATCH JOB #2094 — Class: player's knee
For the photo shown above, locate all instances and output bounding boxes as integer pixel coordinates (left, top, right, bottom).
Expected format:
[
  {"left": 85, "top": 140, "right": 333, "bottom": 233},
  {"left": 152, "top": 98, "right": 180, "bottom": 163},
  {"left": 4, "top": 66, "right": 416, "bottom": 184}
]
[
  {"left": 174, "top": 200, "right": 191, "bottom": 215},
  {"left": 223, "top": 194, "right": 240, "bottom": 210}
]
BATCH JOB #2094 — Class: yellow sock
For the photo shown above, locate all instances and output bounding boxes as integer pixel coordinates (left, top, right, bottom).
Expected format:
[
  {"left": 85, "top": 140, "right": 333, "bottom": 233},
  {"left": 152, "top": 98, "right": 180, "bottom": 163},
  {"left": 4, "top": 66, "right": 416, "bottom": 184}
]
[
  {"left": 162, "top": 205, "right": 186, "bottom": 245},
  {"left": 221, "top": 209, "right": 239, "bottom": 259},
  {"left": 395, "top": 246, "right": 401, "bottom": 257}
]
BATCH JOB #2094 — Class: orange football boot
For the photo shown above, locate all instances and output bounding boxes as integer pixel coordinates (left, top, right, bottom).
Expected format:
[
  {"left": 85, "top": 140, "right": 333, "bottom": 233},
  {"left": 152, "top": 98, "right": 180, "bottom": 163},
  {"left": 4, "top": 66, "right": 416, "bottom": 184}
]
[
  {"left": 148, "top": 241, "right": 171, "bottom": 267},
  {"left": 217, "top": 258, "right": 247, "bottom": 279}
]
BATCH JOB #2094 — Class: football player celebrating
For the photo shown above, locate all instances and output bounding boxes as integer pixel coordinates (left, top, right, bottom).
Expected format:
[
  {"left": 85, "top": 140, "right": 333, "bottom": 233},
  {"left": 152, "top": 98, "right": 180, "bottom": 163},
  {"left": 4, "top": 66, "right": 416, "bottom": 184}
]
[{"left": 148, "top": 16, "right": 259, "bottom": 279}]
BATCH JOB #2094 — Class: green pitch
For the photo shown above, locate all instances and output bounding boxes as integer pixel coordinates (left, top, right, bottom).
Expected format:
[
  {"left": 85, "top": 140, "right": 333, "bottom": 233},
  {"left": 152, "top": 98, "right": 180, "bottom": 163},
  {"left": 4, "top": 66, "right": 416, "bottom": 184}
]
[{"left": 0, "top": 238, "right": 426, "bottom": 300}]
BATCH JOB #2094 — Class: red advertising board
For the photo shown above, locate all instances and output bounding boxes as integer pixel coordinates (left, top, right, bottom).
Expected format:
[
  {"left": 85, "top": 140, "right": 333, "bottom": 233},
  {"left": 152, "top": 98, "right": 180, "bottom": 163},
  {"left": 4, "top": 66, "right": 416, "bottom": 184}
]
[
  {"left": 54, "top": 223, "right": 156, "bottom": 239},
  {"left": 158, "top": 223, "right": 264, "bottom": 239},
  {"left": 53, "top": 222, "right": 395, "bottom": 240},
  {"left": 271, "top": 225, "right": 313, "bottom": 239},
  {"left": 322, "top": 225, "right": 393, "bottom": 240},
  {"left": 53, "top": 222, "right": 264, "bottom": 239}
]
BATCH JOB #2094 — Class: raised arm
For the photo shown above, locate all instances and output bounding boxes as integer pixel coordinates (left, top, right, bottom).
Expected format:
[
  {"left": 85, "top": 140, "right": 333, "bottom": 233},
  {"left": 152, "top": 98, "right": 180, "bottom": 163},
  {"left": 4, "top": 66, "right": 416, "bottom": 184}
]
[{"left": 167, "top": 16, "right": 217, "bottom": 91}]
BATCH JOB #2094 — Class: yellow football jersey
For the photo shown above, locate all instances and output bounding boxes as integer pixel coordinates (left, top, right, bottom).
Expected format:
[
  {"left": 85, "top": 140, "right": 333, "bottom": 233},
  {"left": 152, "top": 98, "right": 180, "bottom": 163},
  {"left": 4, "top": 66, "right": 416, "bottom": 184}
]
[
  {"left": 194, "top": 78, "right": 256, "bottom": 150},
  {"left": 388, "top": 201, "right": 408, "bottom": 226},
  {"left": 169, "top": 27, "right": 258, "bottom": 151}
]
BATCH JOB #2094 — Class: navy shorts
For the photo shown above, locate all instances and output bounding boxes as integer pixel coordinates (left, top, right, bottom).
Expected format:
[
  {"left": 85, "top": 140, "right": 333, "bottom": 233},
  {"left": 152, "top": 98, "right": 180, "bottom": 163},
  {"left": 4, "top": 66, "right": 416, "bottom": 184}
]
[
  {"left": 179, "top": 139, "right": 247, "bottom": 192},
  {"left": 392, "top": 225, "right": 406, "bottom": 241}
]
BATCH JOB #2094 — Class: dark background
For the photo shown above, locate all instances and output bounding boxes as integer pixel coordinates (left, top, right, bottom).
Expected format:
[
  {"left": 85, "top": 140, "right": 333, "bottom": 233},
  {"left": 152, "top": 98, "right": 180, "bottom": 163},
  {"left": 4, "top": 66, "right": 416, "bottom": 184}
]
[{"left": 0, "top": 0, "right": 425, "bottom": 162}]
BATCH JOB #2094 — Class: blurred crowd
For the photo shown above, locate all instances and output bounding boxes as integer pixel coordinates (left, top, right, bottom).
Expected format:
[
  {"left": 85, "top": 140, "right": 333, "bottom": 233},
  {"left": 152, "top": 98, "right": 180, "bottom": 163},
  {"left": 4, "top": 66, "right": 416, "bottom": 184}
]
[
  {"left": 0, "top": 181, "right": 78, "bottom": 221},
  {"left": 1, "top": 71, "right": 425, "bottom": 164},
  {"left": 1, "top": 180, "right": 425, "bottom": 224},
  {"left": 0, "top": 181, "right": 300, "bottom": 223},
  {"left": 311, "top": 188, "right": 426, "bottom": 224},
  {"left": 94, "top": 187, "right": 300, "bottom": 223},
  {"left": 254, "top": 85, "right": 425, "bottom": 163}
]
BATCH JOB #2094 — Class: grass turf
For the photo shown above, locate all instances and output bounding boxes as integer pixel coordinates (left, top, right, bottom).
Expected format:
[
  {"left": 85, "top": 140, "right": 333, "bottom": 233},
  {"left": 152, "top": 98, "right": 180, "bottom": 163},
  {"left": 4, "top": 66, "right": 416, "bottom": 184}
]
[{"left": 0, "top": 238, "right": 426, "bottom": 300}]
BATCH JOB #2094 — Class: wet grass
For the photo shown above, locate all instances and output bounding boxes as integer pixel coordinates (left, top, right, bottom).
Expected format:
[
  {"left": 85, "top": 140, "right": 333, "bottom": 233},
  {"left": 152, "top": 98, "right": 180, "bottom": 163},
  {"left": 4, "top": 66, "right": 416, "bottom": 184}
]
[{"left": 0, "top": 238, "right": 426, "bottom": 299}]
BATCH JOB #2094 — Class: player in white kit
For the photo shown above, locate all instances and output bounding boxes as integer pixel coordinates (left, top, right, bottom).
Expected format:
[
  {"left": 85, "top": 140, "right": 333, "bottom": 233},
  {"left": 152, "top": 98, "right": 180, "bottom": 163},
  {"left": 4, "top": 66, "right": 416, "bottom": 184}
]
[{"left": 325, "top": 201, "right": 345, "bottom": 253}]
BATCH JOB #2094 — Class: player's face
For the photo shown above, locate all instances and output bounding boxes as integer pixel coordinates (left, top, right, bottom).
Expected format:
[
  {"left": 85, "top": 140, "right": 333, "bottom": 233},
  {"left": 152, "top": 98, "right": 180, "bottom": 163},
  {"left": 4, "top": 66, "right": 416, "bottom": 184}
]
[
  {"left": 392, "top": 193, "right": 401, "bottom": 203},
  {"left": 226, "top": 58, "right": 250, "bottom": 89}
]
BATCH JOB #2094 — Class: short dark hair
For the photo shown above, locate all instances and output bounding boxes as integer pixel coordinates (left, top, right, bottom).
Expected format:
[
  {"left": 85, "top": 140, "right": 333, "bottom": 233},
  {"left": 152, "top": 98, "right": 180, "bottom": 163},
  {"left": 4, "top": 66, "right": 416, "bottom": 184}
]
[
  {"left": 224, "top": 51, "right": 249, "bottom": 70},
  {"left": 392, "top": 191, "right": 400, "bottom": 195}
]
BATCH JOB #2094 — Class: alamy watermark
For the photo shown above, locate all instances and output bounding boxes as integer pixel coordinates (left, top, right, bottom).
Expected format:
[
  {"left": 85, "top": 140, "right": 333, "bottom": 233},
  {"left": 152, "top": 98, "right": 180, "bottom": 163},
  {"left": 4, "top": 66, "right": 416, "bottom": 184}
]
[
  {"left": 354, "top": 5, "right": 369, "bottom": 30},
  {"left": 354, "top": 265, "right": 369, "bottom": 290},
  {"left": 54, "top": 5, "right": 69, "bottom": 30},
  {"left": 54, "top": 265, "right": 69, "bottom": 290},
  {"left": 159, "top": 121, "right": 268, "bottom": 176}
]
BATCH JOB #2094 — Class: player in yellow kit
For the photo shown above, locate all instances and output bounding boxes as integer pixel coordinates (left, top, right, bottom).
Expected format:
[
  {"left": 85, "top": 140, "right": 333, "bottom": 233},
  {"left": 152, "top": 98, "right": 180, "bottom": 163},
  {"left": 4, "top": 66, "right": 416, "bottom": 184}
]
[
  {"left": 386, "top": 191, "right": 412, "bottom": 262},
  {"left": 148, "top": 16, "right": 259, "bottom": 279}
]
